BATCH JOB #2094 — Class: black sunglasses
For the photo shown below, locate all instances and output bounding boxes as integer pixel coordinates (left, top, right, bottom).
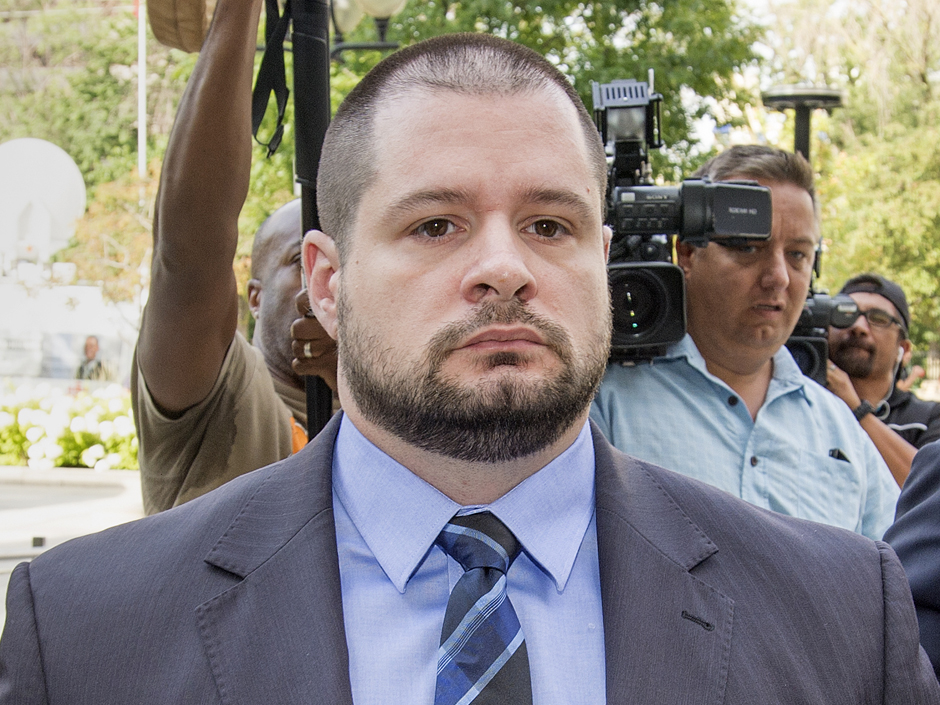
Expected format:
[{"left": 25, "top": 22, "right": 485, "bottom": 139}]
[{"left": 857, "top": 308, "right": 904, "bottom": 330}]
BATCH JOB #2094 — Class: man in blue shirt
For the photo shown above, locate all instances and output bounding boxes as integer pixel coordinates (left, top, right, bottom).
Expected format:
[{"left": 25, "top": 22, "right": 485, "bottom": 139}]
[
  {"left": 592, "top": 146, "right": 899, "bottom": 540},
  {"left": 1, "top": 15, "right": 937, "bottom": 705}
]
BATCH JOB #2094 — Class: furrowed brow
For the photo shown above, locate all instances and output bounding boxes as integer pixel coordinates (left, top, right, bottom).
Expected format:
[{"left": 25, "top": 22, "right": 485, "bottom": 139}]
[
  {"left": 383, "top": 188, "right": 475, "bottom": 222},
  {"left": 519, "top": 186, "right": 597, "bottom": 223}
]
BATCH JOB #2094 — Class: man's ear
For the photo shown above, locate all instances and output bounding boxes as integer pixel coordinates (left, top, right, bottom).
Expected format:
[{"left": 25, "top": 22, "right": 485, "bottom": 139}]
[
  {"left": 900, "top": 338, "right": 913, "bottom": 362},
  {"left": 675, "top": 240, "right": 696, "bottom": 277},
  {"left": 602, "top": 225, "right": 613, "bottom": 263},
  {"left": 303, "top": 230, "right": 340, "bottom": 340},
  {"left": 247, "top": 279, "right": 262, "bottom": 318}
]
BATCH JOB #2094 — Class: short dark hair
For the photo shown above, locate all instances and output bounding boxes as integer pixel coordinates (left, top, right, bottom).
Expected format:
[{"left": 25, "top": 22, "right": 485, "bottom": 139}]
[
  {"left": 317, "top": 33, "right": 607, "bottom": 262},
  {"left": 693, "top": 145, "right": 818, "bottom": 220}
]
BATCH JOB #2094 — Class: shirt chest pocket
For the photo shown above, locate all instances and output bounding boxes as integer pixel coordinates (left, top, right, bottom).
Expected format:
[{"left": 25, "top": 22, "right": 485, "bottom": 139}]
[{"left": 790, "top": 449, "right": 865, "bottom": 532}]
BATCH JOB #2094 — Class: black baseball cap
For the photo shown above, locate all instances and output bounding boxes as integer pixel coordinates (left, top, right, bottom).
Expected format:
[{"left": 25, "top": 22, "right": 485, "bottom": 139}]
[{"left": 840, "top": 273, "right": 910, "bottom": 335}]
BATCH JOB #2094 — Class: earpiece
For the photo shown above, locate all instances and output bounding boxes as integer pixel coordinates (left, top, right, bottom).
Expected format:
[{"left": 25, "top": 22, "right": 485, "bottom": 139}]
[{"left": 897, "top": 347, "right": 905, "bottom": 364}]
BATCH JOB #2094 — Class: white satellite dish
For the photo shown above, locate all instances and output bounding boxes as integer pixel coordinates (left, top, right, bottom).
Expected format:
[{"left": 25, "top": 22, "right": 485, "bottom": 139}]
[{"left": 0, "top": 138, "right": 87, "bottom": 266}]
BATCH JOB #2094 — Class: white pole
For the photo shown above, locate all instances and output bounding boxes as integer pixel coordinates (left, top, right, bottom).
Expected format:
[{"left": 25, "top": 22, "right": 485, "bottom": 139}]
[{"left": 137, "top": 0, "right": 147, "bottom": 182}]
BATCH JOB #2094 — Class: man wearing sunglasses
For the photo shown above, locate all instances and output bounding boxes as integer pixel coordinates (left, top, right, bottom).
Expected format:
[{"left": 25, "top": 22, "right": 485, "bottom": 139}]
[{"left": 827, "top": 273, "right": 940, "bottom": 486}]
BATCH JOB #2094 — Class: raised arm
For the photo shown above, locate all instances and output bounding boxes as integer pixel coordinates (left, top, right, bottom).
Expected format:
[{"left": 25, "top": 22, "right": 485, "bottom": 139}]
[{"left": 138, "top": 0, "right": 263, "bottom": 414}]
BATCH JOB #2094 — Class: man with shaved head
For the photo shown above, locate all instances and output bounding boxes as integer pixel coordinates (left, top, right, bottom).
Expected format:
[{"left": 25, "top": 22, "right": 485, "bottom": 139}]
[
  {"left": 131, "top": 13, "right": 336, "bottom": 514},
  {"left": 3, "top": 4, "right": 937, "bottom": 699}
]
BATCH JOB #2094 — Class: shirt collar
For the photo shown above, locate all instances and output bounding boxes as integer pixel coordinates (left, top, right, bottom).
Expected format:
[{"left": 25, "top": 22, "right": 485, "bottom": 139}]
[
  {"left": 665, "top": 334, "right": 809, "bottom": 400},
  {"left": 887, "top": 384, "right": 908, "bottom": 408},
  {"left": 332, "top": 414, "right": 595, "bottom": 594},
  {"left": 486, "top": 420, "right": 596, "bottom": 592}
]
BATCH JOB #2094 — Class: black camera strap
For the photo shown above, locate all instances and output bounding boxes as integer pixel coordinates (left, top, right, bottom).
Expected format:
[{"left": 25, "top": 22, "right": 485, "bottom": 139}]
[{"left": 251, "top": 0, "right": 292, "bottom": 157}]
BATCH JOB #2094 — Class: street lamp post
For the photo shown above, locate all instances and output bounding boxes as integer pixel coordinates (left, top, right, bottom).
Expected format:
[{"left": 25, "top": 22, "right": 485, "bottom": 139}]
[
  {"left": 761, "top": 85, "right": 843, "bottom": 163},
  {"left": 330, "top": 0, "right": 406, "bottom": 59}
]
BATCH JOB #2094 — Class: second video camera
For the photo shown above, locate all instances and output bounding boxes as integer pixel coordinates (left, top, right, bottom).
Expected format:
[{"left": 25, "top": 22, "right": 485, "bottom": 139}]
[
  {"left": 785, "top": 292, "right": 860, "bottom": 385},
  {"left": 593, "top": 77, "right": 773, "bottom": 361}
]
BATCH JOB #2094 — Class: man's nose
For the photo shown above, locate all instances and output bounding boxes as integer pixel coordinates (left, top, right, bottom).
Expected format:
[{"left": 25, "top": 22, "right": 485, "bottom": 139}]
[
  {"left": 460, "top": 221, "right": 537, "bottom": 304},
  {"left": 848, "top": 311, "right": 873, "bottom": 335},
  {"left": 759, "top": 248, "right": 789, "bottom": 290}
]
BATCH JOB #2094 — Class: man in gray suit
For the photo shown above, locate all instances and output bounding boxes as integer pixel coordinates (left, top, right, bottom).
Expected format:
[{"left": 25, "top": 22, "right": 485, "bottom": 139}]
[{"left": 1, "top": 7, "right": 938, "bottom": 703}]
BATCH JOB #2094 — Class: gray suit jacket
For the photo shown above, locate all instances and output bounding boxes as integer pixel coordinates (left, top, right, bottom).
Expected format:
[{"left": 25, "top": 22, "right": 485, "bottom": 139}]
[
  {"left": 1, "top": 415, "right": 937, "bottom": 704},
  {"left": 885, "top": 439, "right": 940, "bottom": 679}
]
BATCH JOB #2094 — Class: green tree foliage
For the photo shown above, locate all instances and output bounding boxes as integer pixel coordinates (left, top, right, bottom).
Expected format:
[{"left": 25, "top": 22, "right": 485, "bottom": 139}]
[
  {"left": 1, "top": 1, "right": 199, "bottom": 311},
  {"left": 761, "top": 0, "right": 940, "bottom": 347},
  {"left": 372, "top": 0, "right": 760, "bottom": 176},
  {"left": 817, "top": 121, "right": 940, "bottom": 348},
  {"left": 53, "top": 159, "right": 161, "bottom": 307},
  {"left": 0, "top": 0, "right": 191, "bottom": 185}
]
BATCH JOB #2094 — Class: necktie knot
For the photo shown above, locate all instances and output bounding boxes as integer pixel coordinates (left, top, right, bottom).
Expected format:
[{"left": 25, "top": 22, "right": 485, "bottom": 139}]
[{"left": 436, "top": 512, "right": 521, "bottom": 574}]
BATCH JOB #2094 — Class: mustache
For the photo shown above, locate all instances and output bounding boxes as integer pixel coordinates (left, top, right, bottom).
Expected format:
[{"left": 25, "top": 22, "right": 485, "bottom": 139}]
[
  {"left": 424, "top": 300, "right": 571, "bottom": 368},
  {"left": 836, "top": 338, "right": 875, "bottom": 354}
]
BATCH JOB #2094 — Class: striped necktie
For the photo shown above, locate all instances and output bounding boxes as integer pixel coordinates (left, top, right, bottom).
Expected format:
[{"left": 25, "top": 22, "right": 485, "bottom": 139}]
[{"left": 434, "top": 512, "right": 533, "bottom": 705}]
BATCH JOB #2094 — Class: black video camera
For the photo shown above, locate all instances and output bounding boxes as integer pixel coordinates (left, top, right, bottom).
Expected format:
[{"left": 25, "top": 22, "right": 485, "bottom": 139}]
[
  {"left": 592, "top": 78, "right": 774, "bottom": 361},
  {"left": 785, "top": 292, "right": 860, "bottom": 385}
]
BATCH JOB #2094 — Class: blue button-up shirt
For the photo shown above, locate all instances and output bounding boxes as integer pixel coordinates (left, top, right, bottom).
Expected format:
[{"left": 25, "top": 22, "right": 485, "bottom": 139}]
[
  {"left": 332, "top": 414, "right": 606, "bottom": 704},
  {"left": 590, "top": 335, "right": 899, "bottom": 540}
]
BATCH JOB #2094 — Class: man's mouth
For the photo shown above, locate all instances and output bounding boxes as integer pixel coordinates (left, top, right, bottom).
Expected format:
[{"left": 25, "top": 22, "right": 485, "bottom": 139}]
[
  {"left": 753, "top": 302, "right": 785, "bottom": 313},
  {"left": 840, "top": 341, "right": 875, "bottom": 355},
  {"left": 423, "top": 299, "right": 572, "bottom": 370},
  {"left": 459, "top": 326, "right": 547, "bottom": 352}
]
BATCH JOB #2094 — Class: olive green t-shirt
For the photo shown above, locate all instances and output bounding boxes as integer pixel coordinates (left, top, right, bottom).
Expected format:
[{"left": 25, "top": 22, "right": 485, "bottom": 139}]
[{"left": 132, "top": 332, "right": 307, "bottom": 515}]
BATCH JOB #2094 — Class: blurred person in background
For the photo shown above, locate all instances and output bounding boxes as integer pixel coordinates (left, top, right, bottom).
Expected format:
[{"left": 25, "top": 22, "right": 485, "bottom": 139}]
[
  {"left": 76, "top": 335, "right": 110, "bottom": 381},
  {"left": 827, "top": 273, "right": 940, "bottom": 486}
]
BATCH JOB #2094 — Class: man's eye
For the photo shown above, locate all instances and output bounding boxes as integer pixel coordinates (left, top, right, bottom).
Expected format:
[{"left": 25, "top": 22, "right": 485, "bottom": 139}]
[
  {"left": 867, "top": 310, "right": 892, "bottom": 326},
  {"left": 527, "top": 220, "right": 566, "bottom": 238},
  {"left": 414, "top": 219, "right": 455, "bottom": 238}
]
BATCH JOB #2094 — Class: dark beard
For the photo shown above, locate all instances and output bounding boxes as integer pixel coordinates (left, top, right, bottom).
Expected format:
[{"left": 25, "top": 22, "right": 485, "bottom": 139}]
[
  {"left": 829, "top": 340, "right": 875, "bottom": 378},
  {"left": 339, "top": 297, "right": 611, "bottom": 463}
]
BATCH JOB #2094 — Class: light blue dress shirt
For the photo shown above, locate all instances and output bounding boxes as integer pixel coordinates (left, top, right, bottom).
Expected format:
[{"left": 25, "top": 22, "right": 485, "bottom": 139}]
[
  {"left": 332, "top": 414, "right": 606, "bottom": 704},
  {"left": 590, "top": 334, "right": 899, "bottom": 540}
]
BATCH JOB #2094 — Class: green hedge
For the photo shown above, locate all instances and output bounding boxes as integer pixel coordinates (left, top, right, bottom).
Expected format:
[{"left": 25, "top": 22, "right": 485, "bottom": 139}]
[{"left": 0, "top": 381, "right": 137, "bottom": 470}]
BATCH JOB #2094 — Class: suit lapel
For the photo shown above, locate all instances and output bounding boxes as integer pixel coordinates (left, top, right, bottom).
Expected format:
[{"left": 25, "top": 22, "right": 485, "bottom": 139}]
[
  {"left": 196, "top": 414, "right": 354, "bottom": 705},
  {"left": 593, "top": 425, "right": 734, "bottom": 705},
  {"left": 191, "top": 416, "right": 734, "bottom": 704}
]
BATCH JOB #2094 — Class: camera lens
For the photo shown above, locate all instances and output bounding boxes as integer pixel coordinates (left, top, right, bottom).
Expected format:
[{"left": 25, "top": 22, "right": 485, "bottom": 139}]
[
  {"left": 787, "top": 342, "right": 820, "bottom": 375},
  {"left": 784, "top": 336, "right": 829, "bottom": 386},
  {"left": 606, "top": 261, "right": 686, "bottom": 359},
  {"left": 610, "top": 268, "right": 668, "bottom": 344}
]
